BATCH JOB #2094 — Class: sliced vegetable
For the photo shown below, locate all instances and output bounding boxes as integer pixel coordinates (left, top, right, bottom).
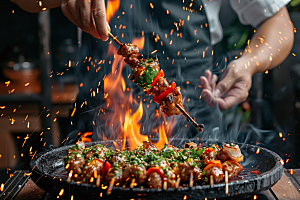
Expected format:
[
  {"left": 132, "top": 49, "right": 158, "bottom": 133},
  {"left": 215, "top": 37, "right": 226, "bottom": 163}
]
[
  {"left": 205, "top": 159, "right": 221, "bottom": 165},
  {"left": 134, "top": 63, "right": 160, "bottom": 90},
  {"left": 203, "top": 147, "right": 216, "bottom": 154},
  {"left": 153, "top": 82, "right": 176, "bottom": 104},
  {"left": 147, "top": 167, "right": 167, "bottom": 181},
  {"left": 227, "top": 160, "right": 242, "bottom": 169},
  {"left": 203, "top": 163, "right": 223, "bottom": 172},
  {"left": 150, "top": 70, "right": 164, "bottom": 88},
  {"left": 102, "top": 161, "right": 111, "bottom": 177}
]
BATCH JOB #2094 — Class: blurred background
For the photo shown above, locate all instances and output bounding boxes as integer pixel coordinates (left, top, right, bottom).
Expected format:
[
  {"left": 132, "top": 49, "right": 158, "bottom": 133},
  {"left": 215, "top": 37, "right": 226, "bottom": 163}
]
[{"left": 0, "top": 0, "right": 300, "bottom": 184}]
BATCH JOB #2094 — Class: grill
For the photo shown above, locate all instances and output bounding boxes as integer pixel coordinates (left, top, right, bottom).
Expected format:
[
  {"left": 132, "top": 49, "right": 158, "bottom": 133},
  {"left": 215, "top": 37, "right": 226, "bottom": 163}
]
[{"left": 25, "top": 139, "right": 283, "bottom": 200}]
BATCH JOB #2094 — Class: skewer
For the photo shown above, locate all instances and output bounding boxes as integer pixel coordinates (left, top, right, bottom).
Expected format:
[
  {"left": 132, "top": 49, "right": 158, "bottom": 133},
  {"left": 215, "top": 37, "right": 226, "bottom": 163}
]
[
  {"left": 107, "top": 31, "right": 204, "bottom": 132},
  {"left": 189, "top": 172, "right": 194, "bottom": 188},
  {"left": 175, "top": 177, "right": 181, "bottom": 188},
  {"left": 108, "top": 32, "right": 123, "bottom": 46},
  {"left": 225, "top": 170, "right": 228, "bottom": 195},
  {"left": 163, "top": 180, "right": 168, "bottom": 190},
  {"left": 210, "top": 175, "right": 214, "bottom": 187},
  {"left": 96, "top": 174, "right": 101, "bottom": 187},
  {"left": 130, "top": 178, "right": 136, "bottom": 189},
  {"left": 107, "top": 177, "right": 115, "bottom": 195},
  {"left": 175, "top": 103, "right": 204, "bottom": 132},
  {"left": 67, "top": 170, "right": 73, "bottom": 183}
]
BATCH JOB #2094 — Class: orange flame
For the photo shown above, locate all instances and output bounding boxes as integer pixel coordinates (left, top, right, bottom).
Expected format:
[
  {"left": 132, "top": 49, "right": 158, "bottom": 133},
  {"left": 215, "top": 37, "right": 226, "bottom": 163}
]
[
  {"left": 81, "top": 132, "right": 93, "bottom": 142},
  {"left": 95, "top": 36, "right": 174, "bottom": 150},
  {"left": 106, "top": 0, "right": 120, "bottom": 23}
]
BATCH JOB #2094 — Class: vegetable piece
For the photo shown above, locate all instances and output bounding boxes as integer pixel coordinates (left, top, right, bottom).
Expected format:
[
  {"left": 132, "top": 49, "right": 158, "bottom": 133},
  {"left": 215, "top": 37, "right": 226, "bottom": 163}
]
[
  {"left": 227, "top": 160, "right": 242, "bottom": 169},
  {"left": 147, "top": 167, "right": 168, "bottom": 181},
  {"left": 205, "top": 159, "right": 221, "bottom": 165},
  {"left": 203, "top": 147, "right": 216, "bottom": 154},
  {"left": 102, "top": 161, "right": 111, "bottom": 178},
  {"left": 153, "top": 82, "right": 176, "bottom": 104},
  {"left": 203, "top": 163, "right": 223, "bottom": 172},
  {"left": 150, "top": 70, "right": 165, "bottom": 88}
]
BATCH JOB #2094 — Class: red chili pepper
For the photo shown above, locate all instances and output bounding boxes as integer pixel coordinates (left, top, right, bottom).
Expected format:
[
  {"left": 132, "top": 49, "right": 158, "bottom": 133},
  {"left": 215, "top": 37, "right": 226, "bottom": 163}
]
[
  {"left": 147, "top": 167, "right": 167, "bottom": 181},
  {"left": 150, "top": 70, "right": 165, "bottom": 88},
  {"left": 203, "top": 147, "right": 216, "bottom": 154},
  {"left": 102, "top": 161, "right": 111, "bottom": 178},
  {"left": 205, "top": 159, "right": 221, "bottom": 165},
  {"left": 153, "top": 82, "right": 176, "bottom": 104}
]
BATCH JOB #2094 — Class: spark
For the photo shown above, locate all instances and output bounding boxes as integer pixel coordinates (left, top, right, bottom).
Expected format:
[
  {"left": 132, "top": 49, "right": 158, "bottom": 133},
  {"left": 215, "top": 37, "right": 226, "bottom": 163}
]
[
  {"left": 71, "top": 104, "right": 76, "bottom": 117},
  {"left": 65, "top": 163, "right": 70, "bottom": 169},
  {"left": 11, "top": 118, "right": 15, "bottom": 124},
  {"left": 38, "top": 1, "right": 42, "bottom": 6},
  {"left": 253, "top": 195, "right": 257, "bottom": 199},
  {"left": 27, "top": 122, "right": 30, "bottom": 128},
  {"left": 150, "top": 3, "right": 154, "bottom": 9},
  {"left": 0, "top": 183, "right": 4, "bottom": 192},
  {"left": 151, "top": 50, "right": 157, "bottom": 54},
  {"left": 290, "top": 169, "right": 293, "bottom": 174},
  {"left": 280, "top": 159, "right": 284, "bottom": 165},
  {"left": 292, "top": 53, "right": 296, "bottom": 56},
  {"left": 12, "top": 10, "right": 14, "bottom": 13},
  {"left": 256, "top": 148, "right": 260, "bottom": 154},
  {"left": 279, "top": 132, "right": 283, "bottom": 137},
  {"left": 0, "top": 106, "right": 5, "bottom": 109},
  {"left": 265, "top": 70, "right": 268, "bottom": 74},
  {"left": 59, "top": 188, "right": 64, "bottom": 196},
  {"left": 5, "top": 81, "right": 10, "bottom": 87},
  {"left": 166, "top": 10, "right": 169, "bottom": 14}
]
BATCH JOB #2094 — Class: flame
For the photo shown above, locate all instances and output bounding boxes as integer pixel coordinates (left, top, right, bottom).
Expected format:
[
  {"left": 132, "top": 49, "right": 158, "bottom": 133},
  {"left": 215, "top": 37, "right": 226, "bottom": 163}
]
[
  {"left": 132, "top": 37, "right": 145, "bottom": 50},
  {"left": 81, "top": 132, "right": 93, "bottom": 142},
  {"left": 124, "top": 101, "right": 148, "bottom": 149},
  {"left": 154, "top": 122, "right": 169, "bottom": 149},
  {"left": 96, "top": 36, "right": 173, "bottom": 150},
  {"left": 106, "top": 0, "right": 120, "bottom": 23}
]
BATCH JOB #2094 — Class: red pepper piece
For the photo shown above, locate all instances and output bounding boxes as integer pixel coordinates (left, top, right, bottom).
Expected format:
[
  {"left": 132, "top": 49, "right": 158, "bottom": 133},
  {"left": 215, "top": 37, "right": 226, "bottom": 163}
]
[
  {"left": 147, "top": 167, "right": 168, "bottom": 181},
  {"left": 227, "top": 160, "right": 242, "bottom": 169},
  {"left": 205, "top": 159, "right": 221, "bottom": 165},
  {"left": 203, "top": 147, "right": 216, "bottom": 154},
  {"left": 102, "top": 161, "right": 111, "bottom": 178},
  {"left": 150, "top": 70, "right": 165, "bottom": 88},
  {"left": 203, "top": 163, "right": 223, "bottom": 172},
  {"left": 153, "top": 82, "right": 176, "bottom": 104}
]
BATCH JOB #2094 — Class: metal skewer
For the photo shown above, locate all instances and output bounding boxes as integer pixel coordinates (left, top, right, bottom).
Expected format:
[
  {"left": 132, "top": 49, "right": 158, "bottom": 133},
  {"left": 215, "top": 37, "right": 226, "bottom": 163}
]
[
  {"left": 108, "top": 31, "right": 204, "bottom": 132},
  {"left": 175, "top": 103, "right": 204, "bottom": 132}
]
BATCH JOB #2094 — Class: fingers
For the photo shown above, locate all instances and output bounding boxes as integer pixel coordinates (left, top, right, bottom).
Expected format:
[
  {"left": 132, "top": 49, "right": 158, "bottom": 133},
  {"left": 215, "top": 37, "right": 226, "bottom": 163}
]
[
  {"left": 79, "top": 0, "right": 100, "bottom": 39},
  {"left": 61, "top": 0, "right": 109, "bottom": 40},
  {"left": 92, "top": 0, "right": 109, "bottom": 41},
  {"left": 200, "top": 70, "right": 218, "bottom": 91}
]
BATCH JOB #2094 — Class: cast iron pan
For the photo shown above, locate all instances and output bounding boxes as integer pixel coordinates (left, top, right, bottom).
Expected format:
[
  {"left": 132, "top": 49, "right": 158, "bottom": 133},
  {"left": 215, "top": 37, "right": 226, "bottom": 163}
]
[{"left": 29, "top": 139, "right": 283, "bottom": 200}]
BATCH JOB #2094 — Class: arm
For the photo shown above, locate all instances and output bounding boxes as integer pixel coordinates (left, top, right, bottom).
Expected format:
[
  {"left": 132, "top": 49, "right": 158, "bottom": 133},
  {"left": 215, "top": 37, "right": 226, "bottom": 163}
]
[
  {"left": 200, "top": 6, "right": 294, "bottom": 111},
  {"left": 10, "top": 0, "right": 62, "bottom": 13},
  {"left": 10, "top": 0, "right": 109, "bottom": 41}
]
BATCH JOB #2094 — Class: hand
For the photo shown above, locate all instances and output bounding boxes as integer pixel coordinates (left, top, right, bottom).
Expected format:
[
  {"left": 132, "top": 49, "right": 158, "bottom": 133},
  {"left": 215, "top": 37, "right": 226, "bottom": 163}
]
[
  {"left": 200, "top": 59, "right": 253, "bottom": 111},
  {"left": 61, "top": 0, "right": 110, "bottom": 41}
]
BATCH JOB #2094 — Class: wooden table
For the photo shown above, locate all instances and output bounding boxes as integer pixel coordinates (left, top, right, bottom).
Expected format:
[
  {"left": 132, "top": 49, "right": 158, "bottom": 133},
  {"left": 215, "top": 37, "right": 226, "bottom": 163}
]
[{"left": 1, "top": 169, "right": 300, "bottom": 200}]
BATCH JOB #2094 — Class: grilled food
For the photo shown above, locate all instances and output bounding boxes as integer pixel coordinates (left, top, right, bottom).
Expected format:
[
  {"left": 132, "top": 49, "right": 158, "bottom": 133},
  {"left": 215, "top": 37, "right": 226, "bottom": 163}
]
[{"left": 63, "top": 142, "right": 243, "bottom": 188}]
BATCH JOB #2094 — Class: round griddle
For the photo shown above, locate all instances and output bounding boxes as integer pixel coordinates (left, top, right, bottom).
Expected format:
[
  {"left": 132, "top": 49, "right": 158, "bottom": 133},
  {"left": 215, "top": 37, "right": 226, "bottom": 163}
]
[{"left": 29, "top": 139, "right": 283, "bottom": 200}]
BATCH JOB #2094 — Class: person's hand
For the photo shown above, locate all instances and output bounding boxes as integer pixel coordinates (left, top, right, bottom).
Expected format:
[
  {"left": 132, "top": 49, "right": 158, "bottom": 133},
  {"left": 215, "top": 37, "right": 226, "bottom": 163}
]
[
  {"left": 200, "top": 59, "right": 253, "bottom": 111},
  {"left": 61, "top": 0, "right": 110, "bottom": 41}
]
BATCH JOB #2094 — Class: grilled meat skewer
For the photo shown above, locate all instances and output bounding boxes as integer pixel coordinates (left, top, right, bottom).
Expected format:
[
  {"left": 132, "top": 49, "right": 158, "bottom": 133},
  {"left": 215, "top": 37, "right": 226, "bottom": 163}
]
[{"left": 109, "top": 32, "right": 203, "bottom": 131}]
